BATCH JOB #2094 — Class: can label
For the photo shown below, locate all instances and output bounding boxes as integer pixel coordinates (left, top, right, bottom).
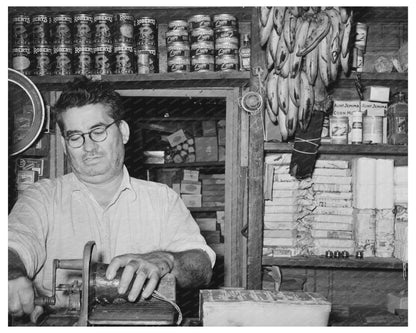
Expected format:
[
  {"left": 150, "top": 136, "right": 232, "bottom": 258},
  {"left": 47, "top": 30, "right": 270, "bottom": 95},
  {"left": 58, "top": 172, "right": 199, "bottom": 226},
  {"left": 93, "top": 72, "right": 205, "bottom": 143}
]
[
  {"left": 12, "top": 46, "right": 31, "bottom": 75},
  {"left": 167, "top": 56, "right": 190, "bottom": 72},
  {"left": 350, "top": 112, "right": 363, "bottom": 144},
  {"left": 329, "top": 116, "right": 348, "bottom": 144},
  {"left": 114, "top": 13, "right": 134, "bottom": 44},
  {"left": 188, "top": 15, "right": 211, "bottom": 30},
  {"left": 168, "top": 20, "right": 188, "bottom": 31},
  {"left": 114, "top": 43, "right": 134, "bottom": 74},
  {"left": 213, "top": 14, "right": 237, "bottom": 29},
  {"left": 31, "top": 15, "right": 51, "bottom": 45},
  {"left": 215, "top": 54, "right": 238, "bottom": 71},
  {"left": 191, "top": 41, "right": 214, "bottom": 57},
  {"left": 135, "top": 48, "right": 157, "bottom": 73},
  {"left": 74, "top": 45, "right": 93, "bottom": 75},
  {"left": 12, "top": 15, "right": 31, "bottom": 46},
  {"left": 215, "top": 41, "right": 238, "bottom": 57},
  {"left": 94, "top": 14, "right": 113, "bottom": 44},
  {"left": 167, "top": 42, "right": 190, "bottom": 58},
  {"left": 191, "top": 55, "right": 214, "bottom": 72},
  {"left": 137, "top": 24, "right": 157, "bottom": 41},
  {"left": 52, "top": 15, "right": 73, "bottom": 45},
  {"left": 214, "top": 26, "right": 238, "bottom": 40},
  {"left": 136, "top": 39, "right": 157, "bottom": 47},
  {"left": 363, "top": 116, "right": 383, "bottom": 144},
  {"left": 191, "top": 27, "right": 214, "bottom": 43},
  {"left": 74, "top": 14, "right": 93, "bottom": 45},
  {"left": 136, "top": 17, "right": 156, "bottom": 26},
  {"left": 94, "top": 44, "right": 113, "bottom": 74},
  {"left": 137, "top": 52, "right": 150, "bottom": 74},
  {"left": 33, "top": 45, "right": 52, "bottom": 76},
  {"left": 166, "top": 29, "right": 189, "bottom": 43},
  {"left": 215, "top": 36, "right": 239, "bottom": 45},
  {"left": 53, "top": 44, "right": 73, "bottom": 75}
]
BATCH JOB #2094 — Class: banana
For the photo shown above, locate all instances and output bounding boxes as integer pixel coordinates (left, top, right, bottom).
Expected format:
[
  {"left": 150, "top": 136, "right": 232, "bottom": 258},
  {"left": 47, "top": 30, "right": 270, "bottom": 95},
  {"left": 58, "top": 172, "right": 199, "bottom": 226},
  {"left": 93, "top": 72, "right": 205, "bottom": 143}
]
[
  {"left": 311, "top": 7, "right": 320, "bottom": 14},
  {"left": 265, "top": 98, "right": 278, "bottom": 125},
  {"left": 313, "top": 73, "right": 327, "bottom": 103},
  {"left": 330, "top": 51, "right": 340, "bottom": 82},
  {"left": 298, "top": 71, "right": 315, "bottom": 131},
  {"left": 288, "top": 7, "right": 301, "bottom": 17},
  {"left": 288, "top": 72, "right": 301, "bottom": 107},
  {"left": 274, "top": 7, "right": 286, "bottom": 36},
  {"left": 277, "top": 74, "right": 289, "bottom": 115},
  {"left": 305, "top": 45, "right": 318, "bottom": 85},
  {"left": 340, "top": 51, "right": 350, "bottom": 75},
  {"left": 275, "top": 30, "right": 290, "bottom": 71},
  {"left": 266, "top": 36, "right": 274, "bottom": 70},
  {"left": 260, "top": 7, "right": 275, "bottom": 47},
  {"left": 280, "top": 53, "right": 290, "bottom": 78},
  {"left": 278, "top": 105, "right": 289, "bottom": 141},
  {"left": 297, "top": 12, "right": 331, "bottom": 57},
  {"left": 326, "top": 8, "right": 342, "bottom": 63},
  {"left": 286, "top": 95, "right": 299, "bottom": 137},
  {"left": 268, "top": 26, "right": 280, "bottom": 63},
  {"left": 339, "top": 7, "right": 349, "bottom": 24},
  {"left": 283, "top": 10, "right": 297, "bottom": 53},
  {"left": 290, "top": 17, "right": 309, "bottom": 77},
  {"left": 266, "top": 71, "right": 279, "bottom": 116},
  {"left": 341, "top": 11, "right": 353, "bottom": 57},
  {"left": 260, "top": 7, "right": 272, "bottom": 27},
  {"left": 318, "top": 26, "right": 331, "bottom": 87}
]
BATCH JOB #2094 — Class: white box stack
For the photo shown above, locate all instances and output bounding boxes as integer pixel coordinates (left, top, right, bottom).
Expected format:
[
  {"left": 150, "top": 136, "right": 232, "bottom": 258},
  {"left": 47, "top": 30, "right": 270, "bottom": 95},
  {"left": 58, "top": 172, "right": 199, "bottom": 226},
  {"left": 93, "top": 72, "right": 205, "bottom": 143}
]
[{"left": 393, "top": 166, "right": 408, "bottom": 262}]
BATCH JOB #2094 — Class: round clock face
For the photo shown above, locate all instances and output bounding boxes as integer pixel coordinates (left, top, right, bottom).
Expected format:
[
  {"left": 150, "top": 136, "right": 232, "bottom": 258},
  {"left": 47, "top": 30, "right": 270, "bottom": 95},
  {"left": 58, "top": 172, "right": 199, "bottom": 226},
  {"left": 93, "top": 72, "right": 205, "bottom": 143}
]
[{"left": 9, "top": 68, "right": 45, "bottom": 156}]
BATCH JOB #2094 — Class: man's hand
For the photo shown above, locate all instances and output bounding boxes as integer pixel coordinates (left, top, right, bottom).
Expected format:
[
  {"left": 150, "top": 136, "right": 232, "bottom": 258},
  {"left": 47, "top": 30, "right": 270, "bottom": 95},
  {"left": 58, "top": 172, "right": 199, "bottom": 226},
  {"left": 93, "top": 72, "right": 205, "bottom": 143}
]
[
  {"left": 8, "top": 276, "right": 35, "bottom": 317},
  {"left": 106, "top": 252, "right": 174, "bottom": 302}
]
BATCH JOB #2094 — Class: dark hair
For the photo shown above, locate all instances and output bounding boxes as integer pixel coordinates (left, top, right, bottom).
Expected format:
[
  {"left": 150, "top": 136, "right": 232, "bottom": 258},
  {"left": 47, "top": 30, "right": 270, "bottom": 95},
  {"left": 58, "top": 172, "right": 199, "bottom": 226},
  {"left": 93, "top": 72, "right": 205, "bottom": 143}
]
[{"left": 54, "top": 77, "right": 123, "bottom": 133}]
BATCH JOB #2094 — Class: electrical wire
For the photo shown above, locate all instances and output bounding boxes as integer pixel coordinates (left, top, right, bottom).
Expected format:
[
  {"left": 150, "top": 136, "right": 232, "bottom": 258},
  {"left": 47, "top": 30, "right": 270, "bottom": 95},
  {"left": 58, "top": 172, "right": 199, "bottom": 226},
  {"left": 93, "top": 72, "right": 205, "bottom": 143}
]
[{"left": 152, "top": 290, "right": 183, "bottom": 326}]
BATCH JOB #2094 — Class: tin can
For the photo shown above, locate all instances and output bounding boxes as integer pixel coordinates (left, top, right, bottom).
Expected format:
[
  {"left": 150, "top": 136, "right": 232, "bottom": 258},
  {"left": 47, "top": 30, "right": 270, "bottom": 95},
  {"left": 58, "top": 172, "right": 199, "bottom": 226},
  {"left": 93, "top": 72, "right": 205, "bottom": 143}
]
[
  {"left": 350, "top": 111, "right": 363, "bottom": 144},
  {"left": 215, "top": 54, "right": 238, "bottom": 71},
  {"left": 167, "top": 56, "right": 190, "bottom": 73},
  {"left": 215, "top": 36, "right": 239, "bottom": 46},
  {"left": 93, "top": 13, "right": 113, "bottom": 45},
  {"left": 168, "top": 20, "right": 188, "bottom": 31},
  {"left": 190, "top": 27, "right": 214, "bottom": 43},
  {"left": 113, "top": 13, "right": 134, "bottom": 44},
  {"left": 73, "top": 14, "right": 93, "bottom": 45},
  {"left": 53, "top": 44, "right": 73, "bottom": 75},
  {"left": 215, "top": 40, "right": 238, "bottom": 57},
  {"left": 213, "top": 14, "right": 238, "bottom": 30},
  {"left": 329, "top": 115, "right": 348, "bottom": 144},
  {"left": 363, "top": 116, "right": 383, "bottom": 144},
  {"left": 94, "top": 43, "right": 113, "bottom": 75},
  {"left": 188, "top": 15, "right": 212, "bottom": 30},
  {"left": 354, "top": 22, "right": 368, "bottom": 52},
  {"left": 136, "top": 44, "right": 158, "bottom": 73},
  {"left": 214, "top": 26, "right": 239, "bottom": 40},
  {"left": 167, "top": 42, "right": 190, "bottom": 58},
  {"left": 74, "top": 45, "right": 93, "bottom": 75},
  {"left": 12, "top": 45, "right": 32, "bottom": 75},
  {"left": 12, "top": 14, "right": 31, "bottom": 46},
  {"left": 191, "top": 41, "right": 214, "bottom": 57},
  {"left": 31, "top": 15, "right": 51, "bottom": 45},
  {"left": 166, "top": 29, "right": 189, "bottom": 44},
  {"left": 51, "top": 14, "right": 73, "bottom": 45},
  {"left": 136, "top": 17, "right": 157, "bottom": 42},
  {"left": 114, "top": 43, "right": 134, "bottom": 74},
  {"left": 191, "top": 55, "right": 214, "bottom": 72},
  {"left": 137, "top": 52, "right": 150, "bottom": 74},
  {"left": 32, "top": 44, "right": 52, "bottom": 76}
]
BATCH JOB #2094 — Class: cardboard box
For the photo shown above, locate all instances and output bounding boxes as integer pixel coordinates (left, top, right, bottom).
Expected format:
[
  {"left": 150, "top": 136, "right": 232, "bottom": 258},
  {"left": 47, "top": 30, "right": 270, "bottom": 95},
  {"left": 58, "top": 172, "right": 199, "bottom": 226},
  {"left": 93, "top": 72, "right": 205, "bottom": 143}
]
[
  {"left": 386, "top": 291, "right": 408, "bottom": 314},
  {"left": 218, "top": 145, "right": 225, "bottom": 162},
  {"left": 172, "top": 183, "right": 181, "bottom": 195},
  {"left": 195, "top": 218, "right": 217, "bottom": 231},
  {"left": 333, "top": 100, "right": 360, "bottom": 116},
  {"left": 369, "top": 86, "right": 390, "bottom": 102},
  {"left": 167, "top": 129, "right": 187, "bottom": 147},
  {"left": 182, "top": 169, "right": 199, "bottom": 182},
  {"left": 180, "top": 181, "right": 201, "bottom": 194},
  {"left": 181, "top": 194, "right": 202, "bottom": 207},
  {"left": 360, "top": 101, "right": 388, "bottom": 116},
  {"left": 195, "top": 137, "right": 218, "bottom": 162},
  {"left": 202, "top": 120, "right": 217, "bottom": 136}
]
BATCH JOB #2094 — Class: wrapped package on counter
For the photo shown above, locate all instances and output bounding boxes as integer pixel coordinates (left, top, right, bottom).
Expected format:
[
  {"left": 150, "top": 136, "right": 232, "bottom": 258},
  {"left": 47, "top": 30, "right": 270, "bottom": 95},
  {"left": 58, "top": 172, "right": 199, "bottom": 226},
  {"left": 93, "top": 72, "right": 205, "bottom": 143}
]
[
  {"left": 274, "top": 173, "right": 298, "bottom": 182},
  {"left": 394, "top": 166, "right": 408, "bottom": 185},
  {"left": 394, "top": 185, "right": 408, "bottom": 205},
  {"left": 264, "top": 221, "right": 297, "bottom": 230},
  {"left": 313, "top": 184, "right": 352, "bottom": 192},
  {"left": 312, "top": 176, "right": 352, "bottom": 185},
  {"left": 353, "top": 208, "right": 376, "bottom": 257},
  {"left": 263, "top": 246, "right": 301, "bottom": 257},
  {"left": 315, "top": 159, "right": 349, "bottom": 169},
  {"left": 312, "top": 168, "right": 352, "bottom": 177},
  {"left": 375, "top": 209, "right": 395, "bottom": 258},
  {"left": 265, "top": 153, "right": 292, "bottom": 165},
  {"left": 394, "top": 221, "right": 408, "bottom": 262}
]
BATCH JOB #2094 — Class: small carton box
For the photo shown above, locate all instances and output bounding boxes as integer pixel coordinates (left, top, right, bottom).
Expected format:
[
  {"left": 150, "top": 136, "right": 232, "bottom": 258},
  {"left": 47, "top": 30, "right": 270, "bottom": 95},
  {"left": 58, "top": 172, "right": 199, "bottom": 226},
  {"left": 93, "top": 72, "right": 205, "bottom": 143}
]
[
  {"left": 167, "top": 129, "right": 187, "bottom": 147},
  {"left": 369, "top": 86, "right": 390, "bottom": 103},
  {"left": 360, "top": 101, "right": 388, "bottom": 116},
  {"left": 182, "top": 169, "right": 199, "bottom": 182},
  {"left": 195, "top": 137, "right": 218, "bottom": 162},
  {"left": 202, "top": 120, "right": 217, "bottom": 137},
  {"left": 333, "top": 100, "right": 361, "bottom": 116},
  {"left": 180, "top": 181, "right": 202, "bottom": 194},
  {"left": 181, "top": 194, "right": 202, "bottom": 207}
]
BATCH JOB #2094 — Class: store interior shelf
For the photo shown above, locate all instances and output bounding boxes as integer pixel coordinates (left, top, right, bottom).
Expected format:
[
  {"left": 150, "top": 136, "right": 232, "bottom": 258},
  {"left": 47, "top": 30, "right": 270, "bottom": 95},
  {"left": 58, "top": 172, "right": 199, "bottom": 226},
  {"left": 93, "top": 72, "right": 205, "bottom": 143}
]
[
  {"left": 145, "top": 161, "right": 225, "bottom": 168},
  {"left": 189, "top": 206, "right": 225, "bottom": 212},
  {"left": 264, "top": 142, "right": 408, "bottom": 156},
  {"left": 334, "top": 72, "right": 408, "bottom": 88},
  {"left": 262, "top": 256, "right": 404, "bottom": 270}
]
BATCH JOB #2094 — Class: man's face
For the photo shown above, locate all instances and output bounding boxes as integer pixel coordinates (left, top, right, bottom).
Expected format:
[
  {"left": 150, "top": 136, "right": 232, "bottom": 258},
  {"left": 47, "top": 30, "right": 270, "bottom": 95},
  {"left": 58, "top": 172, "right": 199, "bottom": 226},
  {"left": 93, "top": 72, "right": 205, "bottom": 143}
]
[{"left": 60, "top": 103, "right": 129, "bottom": 185}]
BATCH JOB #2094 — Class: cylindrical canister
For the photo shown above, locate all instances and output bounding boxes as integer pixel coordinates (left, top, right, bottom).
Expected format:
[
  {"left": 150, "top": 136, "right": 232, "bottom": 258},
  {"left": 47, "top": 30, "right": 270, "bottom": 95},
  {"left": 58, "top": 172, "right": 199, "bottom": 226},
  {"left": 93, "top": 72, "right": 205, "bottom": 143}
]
[
  {"left": 191, "top": 55, "right": 214, "bottom": 72},
  {"left": 166, "top": 29, "right": 189, "bottom": 44},
  {"left": 31, "top": 15, "right": 51, "bottom": 45},
  {"left": 114, "top": 43, "right": 134, "bottom": 74},
  {"left": 214, "top": 25, "right": 239, "bottom": 41},
  {"left": 188, "top": 15, "right": 212, "bottom": 30},
  {"left": 12, "top": 45, "right": 32, "bottom": 75},
  {"left": 167, "top": 56, "right": 190, "bottom": 73},
  {"left": 113, "top": 13, "right": 134, "bottom": 44},
  {"left": 53, "top": 44, "right": 73, "bottom": 75},
  {"left": 213, "top": 14, "right": 238, "bottom": 30},
  {"left": 93, "top": 13, "right": 113, "bottom": 45},
  {"left": 51, "top": 14, "right": 73, "bottom": 45},
  {"left": 135, "top": 44, "right": 157, "bottom": 73},
  {"left": 32, "top": 44, "right": 52, "bottom": 76},
  {"left": 73, "top": 14, "right": 93, "bottom": 45},
  {"left": 215, "top": 54, "right": 238, "bottom": 71},
  {"left": 191, "top": 41, "right": 214, "bottom": 57},
  {"left": 93, "top": 43, "right": 113, "bottom": 75},
  {"left": 190, "top": 27, "right": 214, "bottom": 43},
  {"left": 135, "top": 17, "right": 157, "bottom": 42},
  {"left": 11, "top": 14, "right": 31, "bottom": 46},
  {"left": 363, "top": 115, "right": 383, "bottom": 144},
  {"left": 74, "top": 45, "right": 93, "bottom": 75},
  {"left": 137, "top": 52, "right": 150, "bottom": 74},
  {"left": 168, "top": 20, "right": 188, "bottom": 31},
  {"left": 329, "top": 115, "right": 348, "bottom": 144},
  {"left": 350, "top": 111, "right": 363, "bottom": 144},
  {"left": 215, "top": 40, "right": 238, "bottom": 57},
  {"left": 167, "top": 42, "right": 190, "bottom": 58}
]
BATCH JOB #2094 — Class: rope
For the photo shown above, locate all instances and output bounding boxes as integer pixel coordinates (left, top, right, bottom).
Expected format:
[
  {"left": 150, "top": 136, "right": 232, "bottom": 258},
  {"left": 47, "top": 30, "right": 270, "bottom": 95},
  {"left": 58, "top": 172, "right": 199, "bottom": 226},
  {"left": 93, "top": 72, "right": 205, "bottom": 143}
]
[
  {"left": 152, "top": 290, "right": 183, "bottom": 326},
  {"left": 292, "top": 137, "right": 321, "bottom": 155}
]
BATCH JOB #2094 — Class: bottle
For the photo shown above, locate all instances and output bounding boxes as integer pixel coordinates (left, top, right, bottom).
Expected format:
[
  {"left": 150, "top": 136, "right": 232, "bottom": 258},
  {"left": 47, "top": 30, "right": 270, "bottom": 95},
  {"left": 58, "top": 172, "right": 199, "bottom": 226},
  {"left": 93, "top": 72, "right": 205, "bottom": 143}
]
[
  {"left": 387, "top": 92, "right": 408, "bottom": 145},
  {"left": 239, "top": 34, "right": 250, "bottom": 71}
]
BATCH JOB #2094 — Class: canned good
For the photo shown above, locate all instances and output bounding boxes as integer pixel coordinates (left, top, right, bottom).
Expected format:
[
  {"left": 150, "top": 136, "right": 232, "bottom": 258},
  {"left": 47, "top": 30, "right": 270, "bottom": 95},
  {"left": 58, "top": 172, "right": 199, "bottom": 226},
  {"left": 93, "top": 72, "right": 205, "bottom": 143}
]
[
  {"left": 31, "top": 15, "right": 51, "bottom": 45},
  {"left": 329, "top": 115, "right": 348, "bottom": 144},
  {"left": 136, "top": 17, "right": 157, "bottom": 42},
  {"left": 53, "top": 44, "right": 73, "bottom": 75},
  {"left": 33, "top": 44, "right": 52, "bottom": 76},
  {"left": 12, "top": 45, "right": 32, "bottom": 75},
  {"left": 354, "top": 22, "right": 368, "bottom": 52},
  {"left": 350, "top": 111, "right": 363, "bottom": 144},
  {"left": 114, "top": 43, "right": 134, "bottom": 74},
  {"left": 215, "top": 36, "right": 239, "bottom": 45},
  {"left": 137, "top": 52, "right": 150, "bottom": 74},
  {"left": 94, "top": 43, "right": 113, "bottom": 75},
  {"left": 215, "top": 40, "right": 238, "bottom": 57},
  {"left": 73, "top": 14, "right": 93, "bottom": 45},
  {"left": 191, "top": 41, "right": 214, "bottom": 57},
  {"left": 135, "top": 47, "right": 158, "bottom": 73},
  {"left": 213, "top": 14, "right": 237, "bottom": 30},
  {"left": 191, "top": 55, "right": 214, "bottom": 72},
  {"left": 93, "top": 13, "right": 113, "bottom": 44},
  {"left": 214, "top": 26, "right": 239, "bottom": 40},
  {"left": 363, "top": 116, "right": 383, "bottom": 144},
  {"left": 12, "top": 14, "right": 31, "bottom": 46},
  {"left": 167, "top": 56, "right": 190, "bottom": 73},
  {"left": 188, "top": 15, "right": 212, "bottom": 30},
  {"left": 168, "top": 20, "right": 188, "bottom": 31},
  {"left": 74, "top": 45, "right": 93, "bottom": 75},
  {"left": 215, "top": 54, "right": 238, "bottom": 71},
  {"left": 190, "top": 27, "right": 214, "bottom": 43},
  {"left": 51, "top": 14, "right": 73, "bottom": 45},
  {"left": 167, "top": 42, "right": 190, "bottom": 58},
  {"left": 166, "top": 29, "right": 189, "bottom": 44},
  {"left": 113, "top": 13, "right": 134, "bottom": 44}
]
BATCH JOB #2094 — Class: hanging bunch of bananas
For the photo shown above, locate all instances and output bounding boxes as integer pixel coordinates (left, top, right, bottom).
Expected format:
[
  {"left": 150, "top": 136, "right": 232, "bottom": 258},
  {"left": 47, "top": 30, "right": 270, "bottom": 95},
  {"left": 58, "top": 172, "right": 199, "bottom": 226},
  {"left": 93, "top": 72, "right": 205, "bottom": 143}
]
[{"left": 259, "top": 6, "right": 353, "bottom": 141}]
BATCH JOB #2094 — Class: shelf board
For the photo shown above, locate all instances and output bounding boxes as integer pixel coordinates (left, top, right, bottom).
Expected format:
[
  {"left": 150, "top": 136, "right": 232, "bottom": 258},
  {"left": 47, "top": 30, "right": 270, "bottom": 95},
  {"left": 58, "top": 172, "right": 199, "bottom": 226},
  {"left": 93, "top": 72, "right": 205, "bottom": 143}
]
[
  {"left": 189, "top": 206, "right": 224, "bottom": 212},
  {"left": 29, "top": 72, "right": 250, "bottom": 90},
  {"left": 262, "top": 256, "right": 404, "bottom": 270},
  {"left": 144, "top": 161, "right": 225, "bottom": 168},
  {"left": 334, "top": 72, "right": 408, "bottom": 89},
  {"left": 264, "top": 142, "right": 408, "bottom": 156}
]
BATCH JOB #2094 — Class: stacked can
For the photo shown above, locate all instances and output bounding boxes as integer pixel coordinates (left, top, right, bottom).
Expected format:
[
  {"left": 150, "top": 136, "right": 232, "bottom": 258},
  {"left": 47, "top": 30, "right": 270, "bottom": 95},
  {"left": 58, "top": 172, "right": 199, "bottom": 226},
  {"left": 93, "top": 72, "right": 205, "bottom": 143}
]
[
  {"left": 51, "top": 14, "right": 73, "bottom": 75},
  {"left": 166, "top": 20, "right": 190, "bottom": 73},
  {"left": 73, "top": 13, "right": 94, "bottom": 75},
  {"left": 213, "top": 14, "right": 239, "bottom": 71},
  {"left": 11, "top": 14, "right": 32, "bottom": 75},
  {"left": 188, "top": 15, "right": 214, "bottom": 72},
  {"left": 93, "top": 13, "right": 113, "bottom": 75},
  {"left": 113, "top": 13, "right": 135, "bottom": 75},
  {"left": 135, "top": 17, "right": 158, "bottom": 73},
  {"left": 31, "top": 14, "right": 53, "bottom": 76}
]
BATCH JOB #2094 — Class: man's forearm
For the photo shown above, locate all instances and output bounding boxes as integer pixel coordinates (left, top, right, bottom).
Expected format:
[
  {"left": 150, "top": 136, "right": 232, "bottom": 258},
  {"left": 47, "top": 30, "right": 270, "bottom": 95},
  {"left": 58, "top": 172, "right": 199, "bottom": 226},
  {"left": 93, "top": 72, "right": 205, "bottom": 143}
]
[{"left": 8, "top": 249, "right": 28, "bottom": 280}]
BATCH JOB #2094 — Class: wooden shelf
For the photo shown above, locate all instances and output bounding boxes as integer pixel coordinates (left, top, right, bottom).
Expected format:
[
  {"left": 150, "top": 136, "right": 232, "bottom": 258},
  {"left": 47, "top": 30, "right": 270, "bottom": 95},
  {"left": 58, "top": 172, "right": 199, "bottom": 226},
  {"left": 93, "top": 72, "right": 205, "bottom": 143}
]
[
  {"left": 334, "top": 72, "right": 408, "bottom": 89},
  {"left": 189, "top": 207, "right": 224, "bottom": 212},
  {"left": 262, "top": 256, "right": 404, "bottom": 270},
  {"left": 144, "top": 161, "right": 225, "bottom": 168},
  {"left": 264, "top": 142, "right": 408, "bottom": 156}
]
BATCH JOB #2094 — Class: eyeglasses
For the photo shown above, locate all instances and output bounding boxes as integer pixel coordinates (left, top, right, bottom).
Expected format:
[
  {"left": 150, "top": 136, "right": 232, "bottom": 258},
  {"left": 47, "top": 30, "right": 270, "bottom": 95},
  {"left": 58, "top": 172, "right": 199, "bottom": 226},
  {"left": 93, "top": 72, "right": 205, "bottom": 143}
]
[{"left": 65, "top": 120, "right": 118, "bottom": 148}]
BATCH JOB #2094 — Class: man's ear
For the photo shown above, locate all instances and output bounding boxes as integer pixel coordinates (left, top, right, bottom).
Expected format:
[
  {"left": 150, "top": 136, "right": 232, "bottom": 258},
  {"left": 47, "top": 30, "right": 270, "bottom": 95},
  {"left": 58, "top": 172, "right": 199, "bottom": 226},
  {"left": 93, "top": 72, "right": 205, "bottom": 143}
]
[
  {"left": 119, "top": 120, "right": 130, "bottom": 144},
  {"left": 60, "top": 135, "right": 67, "bottom": 155}
]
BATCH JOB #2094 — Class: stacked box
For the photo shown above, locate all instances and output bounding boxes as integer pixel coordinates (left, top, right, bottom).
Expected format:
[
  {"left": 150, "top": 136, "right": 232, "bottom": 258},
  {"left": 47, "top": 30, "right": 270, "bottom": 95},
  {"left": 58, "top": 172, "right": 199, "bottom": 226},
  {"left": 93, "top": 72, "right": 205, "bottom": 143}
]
[
  {"left": 201, "top": 174, "right": 225, "bottom": 207},
  {"left": 174, "top": 169, "right": 201, "bottom": 207},
  {"left": 394, "top": 205, "right": 408, "bottom": 262},
  {"left": 375, "top": 209, "right": 395, "bottom": 258}
]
